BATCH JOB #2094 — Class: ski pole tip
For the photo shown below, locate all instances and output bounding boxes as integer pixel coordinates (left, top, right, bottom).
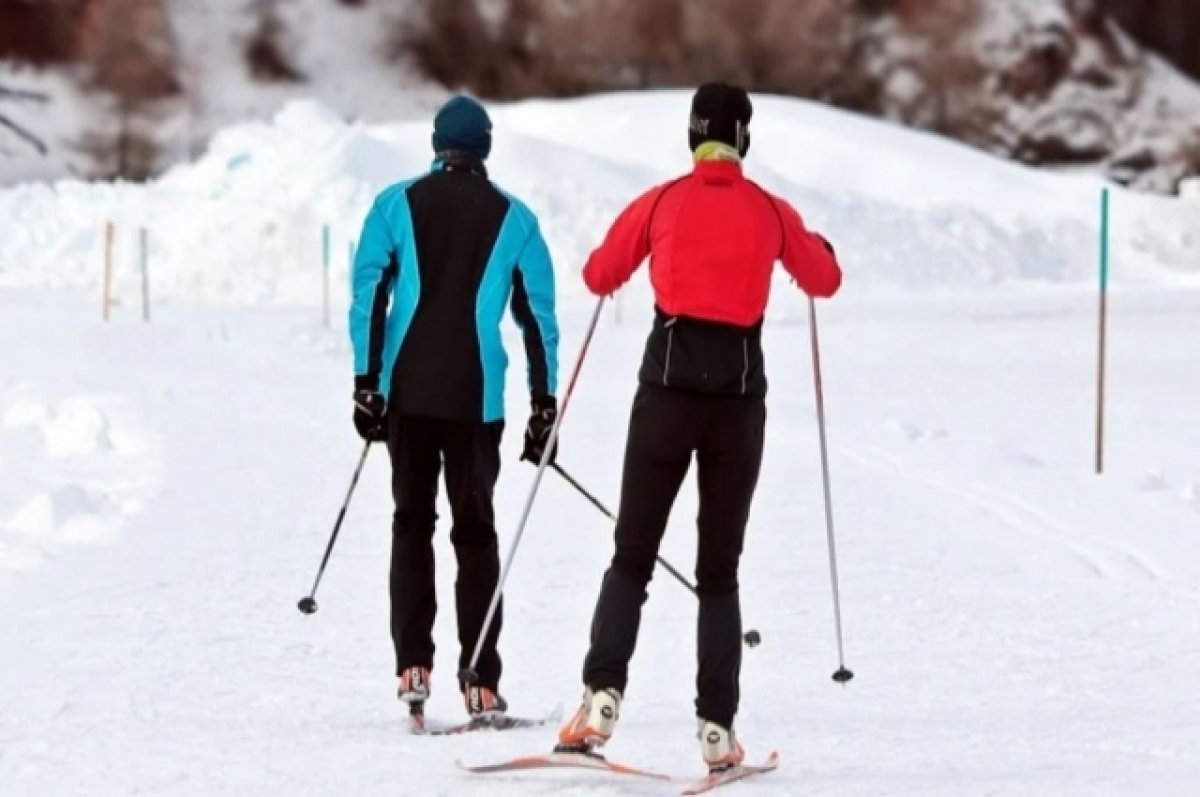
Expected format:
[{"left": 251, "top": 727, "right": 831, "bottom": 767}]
[
  {"left": 743, "top": 629, "right": 762, "bottom": 648},
  {"left": 832, "top": 667, "right": 854, "bottom": 684},
  {"left": 297, "top": 596, "right": 319, "bottom": 615}
]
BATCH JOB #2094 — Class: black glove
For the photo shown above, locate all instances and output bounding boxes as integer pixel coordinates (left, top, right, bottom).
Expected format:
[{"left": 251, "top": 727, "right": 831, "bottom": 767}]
[
  {"left": 521, "top": 395, "right": 558, "bottom": 465},
  {"left": 353, "top": 388, "right": 388, "bottom": 442}
]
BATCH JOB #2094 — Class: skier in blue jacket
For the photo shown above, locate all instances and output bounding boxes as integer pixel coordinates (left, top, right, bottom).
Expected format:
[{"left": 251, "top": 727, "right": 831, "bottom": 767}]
[{"left": 349, "top": 95, "right": 559, "bottom": 725}]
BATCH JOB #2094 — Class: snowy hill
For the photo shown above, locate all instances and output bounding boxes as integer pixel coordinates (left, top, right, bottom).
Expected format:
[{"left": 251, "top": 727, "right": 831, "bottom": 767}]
[
  {"left": 1, "top": 92, "right": 1198, "bottom": 306},
  {"left": 1, "top": 92, "right": 1199, "bottom": 796}
]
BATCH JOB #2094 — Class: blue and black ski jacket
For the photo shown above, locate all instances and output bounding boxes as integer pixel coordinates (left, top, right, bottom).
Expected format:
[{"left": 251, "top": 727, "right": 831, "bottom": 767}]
[{"left": 350, "top": 157, "right": 559, "bottom": 423}]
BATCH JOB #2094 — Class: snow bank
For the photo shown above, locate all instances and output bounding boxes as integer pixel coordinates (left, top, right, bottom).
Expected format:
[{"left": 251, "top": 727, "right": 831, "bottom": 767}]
[
  {"left": 0, "top": 390, "right": 160, "bottom": 571},
  {"left": 0, "top": 93, "right": 1197, "bottom": 308}
]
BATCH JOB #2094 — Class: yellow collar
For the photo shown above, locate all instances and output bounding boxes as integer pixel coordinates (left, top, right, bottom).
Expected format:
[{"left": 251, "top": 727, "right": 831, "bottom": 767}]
[{"left": 692, "top": 141, "right": 741, "bottom": 163}]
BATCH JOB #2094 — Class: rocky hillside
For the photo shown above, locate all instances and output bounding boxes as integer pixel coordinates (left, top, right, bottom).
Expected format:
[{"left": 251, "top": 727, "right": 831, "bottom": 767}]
[
  {"left": 2, "top": 0, "right": 1199, "bottom": 192},
  {"left": 871, "top": 0, "right": 1200, "bottom": 192},
  {"left": 1100, "top": 0, "right": 1200, "bottom": 81},
  {"left": 0, "top": 0, "right": 436, "bottom": 182},
  {"left": 406, "top": 0, "right": 1200, "bottom": 193}
]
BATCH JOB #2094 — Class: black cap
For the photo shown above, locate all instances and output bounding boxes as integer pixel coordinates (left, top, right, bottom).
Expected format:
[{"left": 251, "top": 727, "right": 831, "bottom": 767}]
[{"left": 689, "top": 83, "right": 752, "bottom": 157}]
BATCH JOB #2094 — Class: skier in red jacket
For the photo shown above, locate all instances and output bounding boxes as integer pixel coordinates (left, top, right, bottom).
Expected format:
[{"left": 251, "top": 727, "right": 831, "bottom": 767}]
[{"left": 558, "top": 83, "right": 842, "bottom": 771}]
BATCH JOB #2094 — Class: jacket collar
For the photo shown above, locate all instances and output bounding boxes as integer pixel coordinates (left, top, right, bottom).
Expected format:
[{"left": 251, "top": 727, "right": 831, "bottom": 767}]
[
  {"left": 693, "top": 141, "right": 741, "bottom": 163},
  {"left": 432, "top": 150, "right": 488, "bottom": 178},
  {"left": 692, "top": 159, "right": 743, "bottom": 179}
]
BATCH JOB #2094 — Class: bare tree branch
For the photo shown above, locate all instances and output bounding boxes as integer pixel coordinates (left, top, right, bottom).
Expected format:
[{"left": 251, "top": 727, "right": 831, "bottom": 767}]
[
  {"left": 0, "top": 111, "right": 49, "bottom": 155},
  {"left": 0, "top": 84, "right": 51, "bottom": 103}
]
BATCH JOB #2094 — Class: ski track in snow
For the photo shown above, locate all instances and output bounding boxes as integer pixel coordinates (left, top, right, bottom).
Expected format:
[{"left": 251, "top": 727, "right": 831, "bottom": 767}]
[
  {"left": 844, "top": 444, "right": 1182, "bottom": 593},
  {"left": 1, "top": 287, "right": 1198, "bottom": 796}
]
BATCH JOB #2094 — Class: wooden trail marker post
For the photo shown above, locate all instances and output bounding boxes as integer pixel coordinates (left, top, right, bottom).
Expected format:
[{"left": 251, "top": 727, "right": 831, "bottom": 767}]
[
  {"left": 102, "top": 221, "right": 115, "bottom": 321},
  {"left": 139, "top": 227, "right": 150, "bottom": 322}
]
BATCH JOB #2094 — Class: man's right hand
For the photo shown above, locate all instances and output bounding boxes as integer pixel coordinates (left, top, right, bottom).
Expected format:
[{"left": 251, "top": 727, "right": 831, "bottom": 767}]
[
  {"left": 353, "top": 389, "right": 388, "bottom": 442},
  {"left": 521, "top": 395, "right": 558, "bottom": 465}
]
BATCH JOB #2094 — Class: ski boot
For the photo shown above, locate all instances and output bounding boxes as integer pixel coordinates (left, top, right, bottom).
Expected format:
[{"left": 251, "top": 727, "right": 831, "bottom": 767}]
[
  {"left": 464, "top": 685, "right": 508, "bottom": 720},
  {"left": 556, "top": 687, "right": 621, "bottom": 753},
  {"left": 698, "top": 720, "right": 746, "bottom": 773},
  {"left": 398, "top": 666, "right": 431, "bottom": 729}
]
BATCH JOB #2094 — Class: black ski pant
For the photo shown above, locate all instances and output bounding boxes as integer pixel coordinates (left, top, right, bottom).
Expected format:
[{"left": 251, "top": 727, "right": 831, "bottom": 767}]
[
  {"left": 387, "top": 413, "right": 504, "bottom": 692},
  {"left": 583, "top": 385, "right": 765, "bottom": 728}
]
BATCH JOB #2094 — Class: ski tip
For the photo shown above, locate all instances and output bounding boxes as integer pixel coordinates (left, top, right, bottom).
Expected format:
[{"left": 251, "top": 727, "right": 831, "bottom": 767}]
[
  {"left": 456, "top": 759, "right": 493, "bottom": 775},
  {"left": 680, "top": 751, "right": 781, "bottom": 795}
]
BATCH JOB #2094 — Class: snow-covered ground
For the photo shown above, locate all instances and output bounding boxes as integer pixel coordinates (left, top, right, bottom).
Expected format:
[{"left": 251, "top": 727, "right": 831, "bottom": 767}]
[{"left": 1, "top": 92, "right": 1199, "bottom": 795}]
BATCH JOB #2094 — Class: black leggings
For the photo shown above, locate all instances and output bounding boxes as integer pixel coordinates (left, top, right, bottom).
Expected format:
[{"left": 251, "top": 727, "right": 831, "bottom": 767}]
[
  {"left": 583, "top": 385, "right": 765, "bottom": 727},
  {"left": 387, "top": 413, "right": 504, "bottom": 691}
]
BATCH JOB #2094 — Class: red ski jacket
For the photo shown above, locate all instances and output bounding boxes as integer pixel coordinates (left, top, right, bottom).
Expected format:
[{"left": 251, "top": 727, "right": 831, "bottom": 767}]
[
  {"left": 583, "top": 160, "right": 842, "bottom": 325},
  {"left": 582, "top": 160, "right": 842, "bottom": 396}
]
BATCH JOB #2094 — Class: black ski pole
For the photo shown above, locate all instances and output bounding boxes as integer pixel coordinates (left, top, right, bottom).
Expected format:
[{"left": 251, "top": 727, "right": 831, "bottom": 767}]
[
  {"left": 808, "top": 298, "right": 853, "bottom": 683},
  {"left": 459, "top": 298, "right": 606, "bottom": 686},
  {"left": 297, "top": 441, "right": 372, "bottom": 615},
  {"left": 551, "top": 463, "right": 762, "bottom": 649}
]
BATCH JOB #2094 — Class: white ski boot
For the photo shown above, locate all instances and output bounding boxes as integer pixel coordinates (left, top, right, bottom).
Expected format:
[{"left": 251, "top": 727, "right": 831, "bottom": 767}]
[
  {"left": 556, "top": 687, "right": 621, "bottom": 752},
  {"left": 698, "top": 720, "right": 746, "bottom": 772}
]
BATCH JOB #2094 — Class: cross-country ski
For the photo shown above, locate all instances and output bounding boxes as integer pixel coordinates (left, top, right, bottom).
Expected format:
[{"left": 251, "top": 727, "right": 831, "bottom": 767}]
[
  {"left": 411, "top": 705, "right": 562, "bottom": 736},
  {"left": 457, "top": 749, "right": 672, "bottom": 781}
]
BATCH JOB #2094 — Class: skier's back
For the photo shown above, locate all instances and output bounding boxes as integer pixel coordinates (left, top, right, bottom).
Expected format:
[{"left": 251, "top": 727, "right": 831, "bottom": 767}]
[
  {"left": 349, "top": 95, "right": 560, "bottom": 725},
  {"left": 558, "top": 83, "right": 842, "bottom": 771}
]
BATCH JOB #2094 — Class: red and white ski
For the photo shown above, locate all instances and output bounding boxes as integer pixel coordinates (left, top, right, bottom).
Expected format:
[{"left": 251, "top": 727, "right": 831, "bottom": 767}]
[
  {"left": 457, "top": 749, "right": 672, "bottom": 781},
  {"left": 680, "top": 751, "right": 780, "bottom": 795}
]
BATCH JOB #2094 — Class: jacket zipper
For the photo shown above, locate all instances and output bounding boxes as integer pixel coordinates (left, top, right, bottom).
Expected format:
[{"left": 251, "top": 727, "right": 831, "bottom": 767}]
[
  {"left": 663, "top": 326, "right": 675, "bottom": 387},
  {"left": 741, "top": 338, "right": 749, "bottom": 395}
]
